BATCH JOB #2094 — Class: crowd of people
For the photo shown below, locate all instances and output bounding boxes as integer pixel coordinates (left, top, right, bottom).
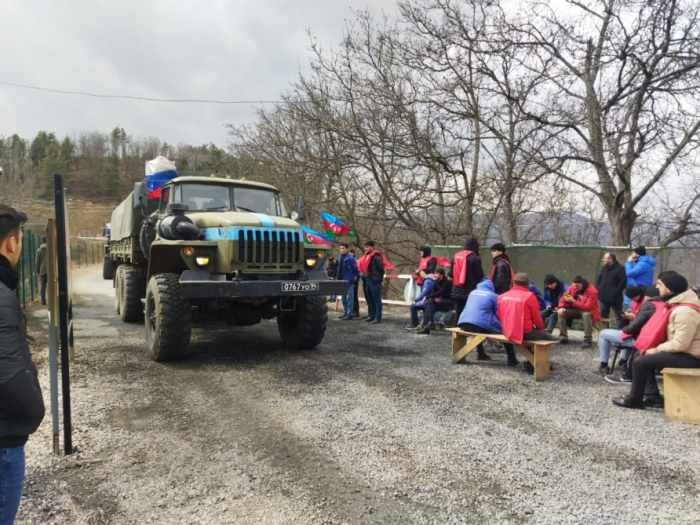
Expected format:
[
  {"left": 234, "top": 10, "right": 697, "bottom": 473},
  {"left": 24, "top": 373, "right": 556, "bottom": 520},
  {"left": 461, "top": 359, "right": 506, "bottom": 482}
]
[{"left": 326, "top": 237, "right": 700, "bottom": 412}]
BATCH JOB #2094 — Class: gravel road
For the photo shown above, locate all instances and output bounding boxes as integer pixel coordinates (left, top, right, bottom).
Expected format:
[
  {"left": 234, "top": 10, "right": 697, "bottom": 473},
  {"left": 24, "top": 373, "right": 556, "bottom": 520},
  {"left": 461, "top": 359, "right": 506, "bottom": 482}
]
[{"left": 17, "top": 268, "right": 700, "bottom": 524}]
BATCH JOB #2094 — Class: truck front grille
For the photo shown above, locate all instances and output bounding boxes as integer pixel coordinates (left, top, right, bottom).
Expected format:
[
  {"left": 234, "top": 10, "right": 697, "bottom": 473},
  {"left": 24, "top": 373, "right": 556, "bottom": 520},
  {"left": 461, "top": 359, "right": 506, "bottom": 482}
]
[{"left": 237, "top": 229, "right": 302, "bottom": 265}]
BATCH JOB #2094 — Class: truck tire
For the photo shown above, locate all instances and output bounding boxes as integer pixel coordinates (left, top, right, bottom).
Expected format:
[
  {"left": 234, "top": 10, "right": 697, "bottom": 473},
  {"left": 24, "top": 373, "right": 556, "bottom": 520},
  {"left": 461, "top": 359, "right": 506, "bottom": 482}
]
[
  {"left": 114, "top": 265, "right": 123, "bottom": 315},
  {"left": 145, "top": 273, "right": 192, "bottom": 361},
  {"left": 120, "top": 265, "right": 147, "bottom": 323},
  {"left": 103, "top": 254, "right": 115, "bottom": 280},
  {"left": 277, "top": 296, "right": 328, "bottom": 350}
]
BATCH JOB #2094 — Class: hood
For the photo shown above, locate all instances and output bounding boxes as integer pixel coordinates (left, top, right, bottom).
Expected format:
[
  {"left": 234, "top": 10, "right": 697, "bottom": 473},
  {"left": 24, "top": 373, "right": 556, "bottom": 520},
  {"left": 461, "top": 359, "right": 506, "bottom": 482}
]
[
  {"left": 186, "top": 211, "right": 300, "bottom": 230},
  {"left": 464, "top": 237, "right": 480, "bottom": 252},
  {"left": 420, "top": 245, "right": 432, "bottom": 257},
  {"left": 666, "top": 288, "right": 700, "bottom": 307},
  {"left": 636, "top": 255, "right": 657, "bottom": 267},
  {"left": 476, "top": 279, "right": 495, "bottom": 293}
]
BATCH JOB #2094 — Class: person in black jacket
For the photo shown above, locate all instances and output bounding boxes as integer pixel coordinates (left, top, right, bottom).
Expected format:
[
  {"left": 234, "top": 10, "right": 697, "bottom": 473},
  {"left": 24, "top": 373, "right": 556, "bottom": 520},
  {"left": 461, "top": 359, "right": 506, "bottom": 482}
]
[
  {"left": 449, "top": 237, "right": 484, "bottom": 321},
  {"left": 0, "top": 205, "right": 45, "bottom": 523},
  {"left": 595, "top": 252, "right": 627, "bottom": 327},
  {"left": 363, "top": 240, "right": 385, "bottom": 324},
  {"left": 325, "top": 255, "right": 338, "bottom": 302},
  {"left": 489, "top": 243, "right": 514, "bottom": 295},
  {"left": 416, "top": 269, "right": 454, "bottom": 335}
]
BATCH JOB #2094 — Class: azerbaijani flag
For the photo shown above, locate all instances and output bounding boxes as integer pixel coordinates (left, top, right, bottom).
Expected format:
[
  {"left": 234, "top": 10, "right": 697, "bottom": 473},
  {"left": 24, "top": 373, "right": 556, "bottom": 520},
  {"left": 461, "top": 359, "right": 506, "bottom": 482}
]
[
  {"left": 300, "top": 226, "right": 333, "bottom": 246},
  {"left": 320, "top": 211, "right": 355, "bottom": 237},
  {"left": 145, "top": 156, "right": 179, "bottom": 200}
]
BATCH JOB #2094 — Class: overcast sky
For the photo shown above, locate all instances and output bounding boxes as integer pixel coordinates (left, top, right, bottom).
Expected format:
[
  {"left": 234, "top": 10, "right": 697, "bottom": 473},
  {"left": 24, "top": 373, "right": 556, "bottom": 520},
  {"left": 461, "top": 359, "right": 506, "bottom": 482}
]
[{"left": 0, "top": 0, "right": 397, "bottom": 148}]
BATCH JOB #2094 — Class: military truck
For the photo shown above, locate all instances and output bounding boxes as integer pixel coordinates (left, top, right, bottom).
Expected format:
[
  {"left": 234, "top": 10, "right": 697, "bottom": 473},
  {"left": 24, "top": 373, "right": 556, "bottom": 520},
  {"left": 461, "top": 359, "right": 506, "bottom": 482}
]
[{"left": 104, "top": 175, "right": 347, "bottom": 361}]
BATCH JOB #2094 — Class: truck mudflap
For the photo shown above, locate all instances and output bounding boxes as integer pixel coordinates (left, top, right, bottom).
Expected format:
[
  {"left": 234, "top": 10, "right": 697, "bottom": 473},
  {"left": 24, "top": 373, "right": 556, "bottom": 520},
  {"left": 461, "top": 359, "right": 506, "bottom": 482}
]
[{"left": 179, "top": 270, "right": 349, "bottom": 299}]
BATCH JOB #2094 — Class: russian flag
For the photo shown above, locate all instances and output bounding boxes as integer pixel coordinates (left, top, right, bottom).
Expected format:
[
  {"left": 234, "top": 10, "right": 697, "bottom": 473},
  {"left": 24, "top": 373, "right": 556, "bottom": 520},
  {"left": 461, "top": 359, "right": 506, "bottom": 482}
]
[
  {"left": 320, "top": 211, "right": 354, "bottom": 237},
  {"left": 145, "top": 156, "right": 179, "bottom": 200},
  {"left": 300, "top": 226, "right": 333, "bottom": 246}
]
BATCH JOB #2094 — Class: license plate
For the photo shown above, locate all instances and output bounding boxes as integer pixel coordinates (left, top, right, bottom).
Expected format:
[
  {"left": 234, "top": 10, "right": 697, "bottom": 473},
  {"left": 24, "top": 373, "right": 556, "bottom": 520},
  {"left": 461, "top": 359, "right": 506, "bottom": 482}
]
[{"left": 281, "top": 282, "right": 319, "bottom": 292}]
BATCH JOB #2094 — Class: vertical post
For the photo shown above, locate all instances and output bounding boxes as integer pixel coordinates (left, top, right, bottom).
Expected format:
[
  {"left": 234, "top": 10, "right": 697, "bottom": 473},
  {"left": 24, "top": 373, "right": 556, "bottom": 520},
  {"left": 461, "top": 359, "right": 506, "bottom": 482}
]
[
  {"left": 46, "top": 220, "right": 60, "bottom": 455},
  {"left": 30, "top": 233, "right": 37, "bottom": 298},
  {"left": 54, "top": 173, "right": 73, "bottom": 455}
]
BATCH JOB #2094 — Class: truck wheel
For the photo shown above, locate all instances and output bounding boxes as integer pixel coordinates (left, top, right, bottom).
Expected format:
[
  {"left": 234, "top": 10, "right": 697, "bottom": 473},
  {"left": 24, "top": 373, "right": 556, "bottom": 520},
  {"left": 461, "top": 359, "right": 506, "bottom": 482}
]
[
  {"left": 145, "top": 273, "right": 192, "bottom": 361},
  {"left": 277, "top": 296, "right": 328, "bottom": 350},
  {"left": 120, "top": 265, "right": 147, "bottom": 323},
  {"left": 114, "top": 265, "right": 123, "bottom": 315},
  {"left": 103, "top": 254, "right": 115, "bottom": 280}
]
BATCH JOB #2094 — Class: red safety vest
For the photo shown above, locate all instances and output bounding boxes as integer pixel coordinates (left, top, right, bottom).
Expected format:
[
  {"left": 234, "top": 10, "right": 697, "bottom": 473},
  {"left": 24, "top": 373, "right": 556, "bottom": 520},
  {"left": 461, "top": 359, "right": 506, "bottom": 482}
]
[
  {"left": 413, "top": 256, "right": 437, "bottom": 285},
  {"left": 628, "top": 302, "right": 700, "bottom": 353},
  {"left": 497, "top": 288, "right": 532, "bottom": 344},
  {"left": 452, "top": 250, "right": 474, "bottom": 287},
  {"left": 490, "top": 258, "right": 515, "bottom": 288}
]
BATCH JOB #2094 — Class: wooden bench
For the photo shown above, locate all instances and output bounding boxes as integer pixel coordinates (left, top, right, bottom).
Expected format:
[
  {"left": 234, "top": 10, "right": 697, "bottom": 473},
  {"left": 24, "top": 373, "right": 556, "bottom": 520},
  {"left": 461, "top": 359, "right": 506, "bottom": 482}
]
[
  {"left": 663, "top": 368, "right": 700, "bottom": 425},
  {"left": 592, "top": 317, "right": 616, "bottom": 333},
  {"left": 447, "top": 328, "right": 558, "bottom": 381}
]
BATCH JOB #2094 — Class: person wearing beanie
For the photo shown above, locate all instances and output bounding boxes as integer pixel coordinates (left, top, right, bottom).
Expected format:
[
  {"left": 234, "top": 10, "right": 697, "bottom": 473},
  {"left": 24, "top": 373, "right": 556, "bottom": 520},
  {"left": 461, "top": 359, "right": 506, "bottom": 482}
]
[
  {"left": 595, "top": 252, "right": 627, "bottom": 328},
  {"left": 489, "top": 243, "right": 514, "bottom": 295},
  {"left": 557, "top": 276, "right": 601, "bottom": 348},
  {"left": 413, "top": 245, "right": 437, "bottom": 288},
  {"left": 613, "top": 272, "right": 700, "bottom": 409},
  {"left": 497, "top": 273, "right": 557, "bottom": 365},
  {"left": 449, "top": 237, "right": 484, "bottom": 321},
  {"left": 624, "top": 245, "right": 656, "bottom": 305},
  {"left": 541, "top": 274, "right": 566, "bottom": 334}
]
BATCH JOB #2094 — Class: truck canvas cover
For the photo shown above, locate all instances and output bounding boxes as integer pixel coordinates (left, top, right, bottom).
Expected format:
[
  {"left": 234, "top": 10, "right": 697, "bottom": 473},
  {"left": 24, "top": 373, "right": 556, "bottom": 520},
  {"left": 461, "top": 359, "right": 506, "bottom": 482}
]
[{"left": 110, "top": 192, "right": 145, "bottom": 241}]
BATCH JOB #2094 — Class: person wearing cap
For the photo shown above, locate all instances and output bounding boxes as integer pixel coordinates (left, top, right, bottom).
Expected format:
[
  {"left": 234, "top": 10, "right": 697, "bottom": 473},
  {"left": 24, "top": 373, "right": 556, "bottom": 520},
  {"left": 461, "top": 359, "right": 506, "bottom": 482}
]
[
  {"left": 498, "top": 273, "right": 557, "bottom": 347},
  {"left": 541, "top": 274, "right": 565, "bottom": 334},
  {"left": 613, "top": 273, "right": 700, "bottom": 409},
  {"left": 489, "top": 243, "right": 514, "bottom": 295},
  {"left": 596, "top": 252, "right": 627, "bottom": 327},
  {"left": 624, "top": 246, "right": 656, "bottom": 305},
  {"left": 557, "top": 275, "right": 601, "bottom": 348}
]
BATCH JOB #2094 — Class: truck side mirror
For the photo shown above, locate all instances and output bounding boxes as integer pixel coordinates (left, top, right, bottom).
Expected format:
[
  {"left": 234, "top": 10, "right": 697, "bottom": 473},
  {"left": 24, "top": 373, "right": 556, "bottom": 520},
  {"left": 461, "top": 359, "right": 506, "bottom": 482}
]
[
  {"left": 133, "top": 182, "right": 145, "bottom": 213},
  {"left": 298, "top": 196, "right": 307, "bottom": 221}
]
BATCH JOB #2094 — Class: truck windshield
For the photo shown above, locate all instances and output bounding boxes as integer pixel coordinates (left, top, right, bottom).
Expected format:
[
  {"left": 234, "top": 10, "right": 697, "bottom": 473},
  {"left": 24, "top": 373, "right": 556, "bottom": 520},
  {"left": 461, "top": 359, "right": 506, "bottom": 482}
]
[
  {"left": 233, "top": 187, "right": 286, "bottom": 217},
  {"left": 172, "top": 184, "right": 286, "bottom": 217}
]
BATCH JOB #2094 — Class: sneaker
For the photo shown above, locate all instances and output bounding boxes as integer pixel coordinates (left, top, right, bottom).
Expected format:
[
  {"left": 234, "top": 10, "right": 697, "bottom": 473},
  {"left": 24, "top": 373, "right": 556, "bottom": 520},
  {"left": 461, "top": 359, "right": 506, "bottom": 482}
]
[
  {"left": 365, "top": 317, "right": 374, "bottom": 323},
  {"left": 425, "top": 322, "right": 437, "bottom": 330},
  {"left": 436, "top": 322, "right": 445, "bottom": 331},
  {"left": 558, "top": 338, "right": 569, "bottom": 345},
  {"left": 580, "top": 340, "right": 592, "bottom": 349},
  {"left": 596, "top": 364, "right": 611, "bottom": 375},
  {"left": 405, "top": 324, "right": 419, "bottom": 330},
  {"left": 507, "top": 359, "right": 520, "bottom": 367},
  {"left": 340, "top": 316, "right": 353, "bottom": 321},
  {"left": 605, "top": 374, "right": 632, "bottom": 385},
  {"left": 370, "top": 319, "right": 381, "bottom": 324},
  {"left": 476, "top": 352, "right": 492, "bottom": 361}
]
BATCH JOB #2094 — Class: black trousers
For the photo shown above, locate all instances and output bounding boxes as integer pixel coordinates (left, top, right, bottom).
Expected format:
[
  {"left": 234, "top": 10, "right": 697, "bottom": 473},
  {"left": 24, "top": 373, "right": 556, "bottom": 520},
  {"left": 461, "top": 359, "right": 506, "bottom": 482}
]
[
  {"left": 353, "top": 278, "right": 360, "bottom": 315},
  {"left": 454, "top": 298, "right": 468, "bottom": 323},
  {"left": 629, "top": 351, "right": 700, "bottom": 399},
  {"left": 459, "top": 322, "right": 516, "bottom": 359},
  {"left": 599, "top": 301, "right": 624, "bottom": 328}
]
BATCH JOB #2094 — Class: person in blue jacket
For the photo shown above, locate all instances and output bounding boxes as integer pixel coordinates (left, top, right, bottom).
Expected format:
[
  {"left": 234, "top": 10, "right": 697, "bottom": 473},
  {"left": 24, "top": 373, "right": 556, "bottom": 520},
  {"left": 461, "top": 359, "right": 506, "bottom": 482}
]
[
  {"left": 529, "top": 280, "right": 546, "bottom": 310},
  {"left": 337, "top": 244, "right": 359, "bottom": 320},
  {"left": 406, "top": 271, "right": 435, "bottom": 328},
  {"left": 457, "top": 280, "right": 519, "bottom": 366},
  {"left": 541, "top": 274, "right": 565, "bottom": 334},
  {"left": 624, "top": 246, "right": 656, "bottom": 305}
]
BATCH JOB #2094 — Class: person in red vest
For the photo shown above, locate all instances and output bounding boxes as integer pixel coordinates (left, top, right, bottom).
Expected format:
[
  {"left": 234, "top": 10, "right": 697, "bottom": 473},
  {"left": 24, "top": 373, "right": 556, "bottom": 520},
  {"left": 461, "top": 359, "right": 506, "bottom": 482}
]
[
  {"left": 449, "top": 237, "right": 484, "bottom": 321},
  {"left": 497, "top": 273, "right": 557, "bottom": 345},
  {"left": 613, "top": 273, "right": 700, "bottom": 409},
  {"left": 490, "top": 243, "right": 514, "bottom": 295},
  {"left": 412, "top": 246, "right": 437, "bottom": 288},
  {"left": 557, "top": 276, "right": 601, "bottom": 348}
]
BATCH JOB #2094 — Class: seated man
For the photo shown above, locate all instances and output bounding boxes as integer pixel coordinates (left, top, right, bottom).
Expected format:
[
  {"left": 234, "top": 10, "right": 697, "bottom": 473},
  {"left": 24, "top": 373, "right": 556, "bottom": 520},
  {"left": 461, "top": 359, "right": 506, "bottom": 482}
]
[
  {"left": 458, "top": 280, "right": 518, "bottom": 366},
  {"left": 541, "top": 274, "right": 565, "bottom": 334},
  {"left": 595, "top": 285, "right": 659, "bottom": 375},
  {"left": 557, "top": 275, "right": 601, "bottom": 348},
  {"left": 613, "top": 273, "right": 700, "bottom": 409},
  {"left": 498, "top": 272, "right": 557, "bottom": 343},
  {"left": 416, "top": 269, "right": 454, "bottom": 335},
  {"left": 406, "top": 271, "right": 435, "bottom": 330}
]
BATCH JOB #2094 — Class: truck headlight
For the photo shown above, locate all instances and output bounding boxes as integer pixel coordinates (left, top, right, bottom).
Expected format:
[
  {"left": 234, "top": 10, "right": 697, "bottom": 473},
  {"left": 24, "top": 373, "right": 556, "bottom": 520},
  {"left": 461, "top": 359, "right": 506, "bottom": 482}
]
[
  {"left": 195, "top": 256, "right": 210, "bottom": 266},
  {"left": 305, "top": 258, "right": 318, "bottom": 268}
]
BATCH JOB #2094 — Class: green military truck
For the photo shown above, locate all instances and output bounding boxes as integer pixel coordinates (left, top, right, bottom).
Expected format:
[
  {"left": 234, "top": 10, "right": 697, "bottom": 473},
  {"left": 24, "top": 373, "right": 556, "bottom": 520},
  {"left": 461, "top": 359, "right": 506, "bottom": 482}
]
[{"left": 104, "top": 175, "right": 347, "bottom": 361}]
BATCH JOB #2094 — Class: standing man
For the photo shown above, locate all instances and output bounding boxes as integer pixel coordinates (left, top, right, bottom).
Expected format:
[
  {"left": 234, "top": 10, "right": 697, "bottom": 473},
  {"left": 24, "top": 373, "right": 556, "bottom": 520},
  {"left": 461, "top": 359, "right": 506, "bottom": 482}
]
[
  {"left": 337, "top": 244, "right": 359, "bottom": 321},
  {"left": 348, "top": 248, "right": 360, "bottom": 317},
  {"left": 449, "top": 237, "right": 484, "bottom": 321},
  {"left": 361, "top": 240, "right": 385, "bottom": 324},
  {"left": 489, "top": 243, "right": 514, "bottom": 295},
  {"left": 0, "top": 205, "right": 46, "bottom": 523},
  {"left": 624, "top": 246, "right": 656, "bottom": 304},
  {"left": 35, "top": 237, "right": 48, "bottom": 306},
  {"left": 596, "top": 252, "right": 627, "bottom": 327},
  {"left": 557, "top": 275, "right": 601, "bottom": 348},
  {"left": 325, "top": 254, "right": 338, "bottom": 303}
]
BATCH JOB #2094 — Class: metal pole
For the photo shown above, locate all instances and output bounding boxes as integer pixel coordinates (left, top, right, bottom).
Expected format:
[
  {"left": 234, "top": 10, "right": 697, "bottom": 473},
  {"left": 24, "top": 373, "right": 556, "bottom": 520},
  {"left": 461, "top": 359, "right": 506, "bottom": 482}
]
[{"left": 46, "top": 220, "right": 60, "bottom": 455}]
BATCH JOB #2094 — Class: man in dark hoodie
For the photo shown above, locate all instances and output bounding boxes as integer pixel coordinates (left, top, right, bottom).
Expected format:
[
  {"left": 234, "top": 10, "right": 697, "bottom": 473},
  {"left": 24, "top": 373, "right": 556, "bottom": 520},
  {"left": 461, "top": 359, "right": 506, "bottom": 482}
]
[
  {"left": 0, "top": 205, "right": 46, "bottom": 523},
  {"left": 413, "top": 246, "right": 437, "bottom": 289},
  {"left": 489, "top": 243, "right": 514, "bottom": 295},
  {"left": 449, "top": 237, "right": 484, "bottom": 321},
  {"left": 595, "top": 252, "right": 627, "bottom": 327}
]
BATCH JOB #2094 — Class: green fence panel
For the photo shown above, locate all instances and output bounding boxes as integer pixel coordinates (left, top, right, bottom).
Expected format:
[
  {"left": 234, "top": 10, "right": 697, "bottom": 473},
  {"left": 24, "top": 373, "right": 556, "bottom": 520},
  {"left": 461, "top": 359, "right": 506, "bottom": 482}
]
[{"left": 17, "top": 227, "right": 44, "bottom": 306}]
